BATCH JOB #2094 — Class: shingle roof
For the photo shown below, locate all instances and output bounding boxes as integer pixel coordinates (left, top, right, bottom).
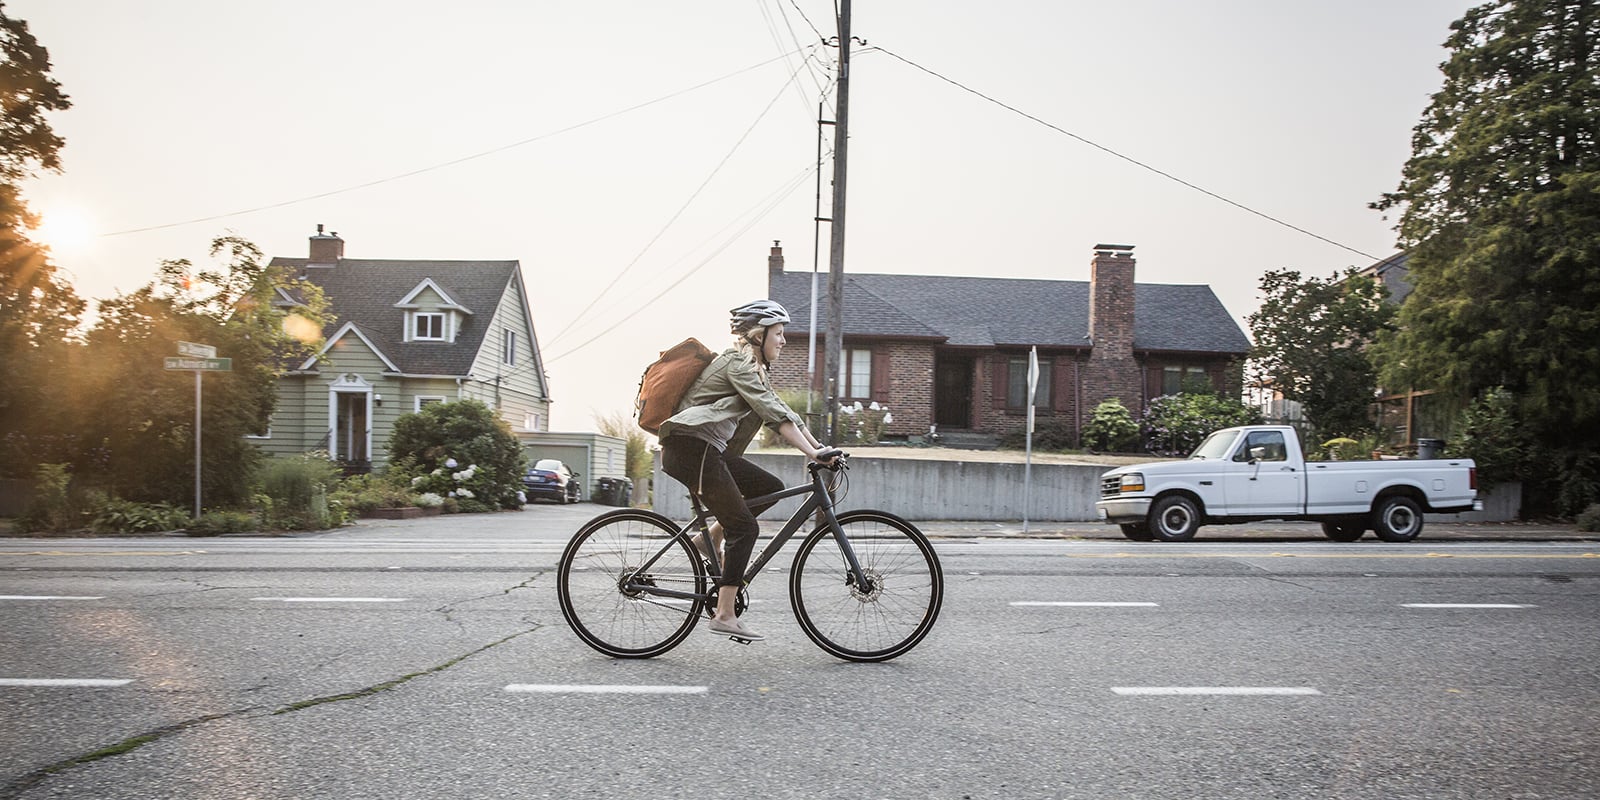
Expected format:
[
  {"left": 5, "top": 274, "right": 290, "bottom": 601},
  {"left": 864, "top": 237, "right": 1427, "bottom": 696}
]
[
  {"left": 771, "top": 270, "right": 1250, "bottom": 355},
  {"left": 269, "top": 257, "right": 521, "bottom": 375}
]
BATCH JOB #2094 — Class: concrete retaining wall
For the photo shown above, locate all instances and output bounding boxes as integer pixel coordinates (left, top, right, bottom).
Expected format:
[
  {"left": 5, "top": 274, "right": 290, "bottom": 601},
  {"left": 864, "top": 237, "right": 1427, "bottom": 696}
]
[
  {"left": 652, "top": 453, "right": 1107, "bottom": 522},
  {"left": 652, "top": 454, "right": 1525, "bottom": 524}
]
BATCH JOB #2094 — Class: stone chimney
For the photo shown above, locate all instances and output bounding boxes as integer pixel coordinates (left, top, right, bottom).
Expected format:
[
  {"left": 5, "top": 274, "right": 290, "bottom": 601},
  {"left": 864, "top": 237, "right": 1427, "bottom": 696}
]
[
  {"left": 768, "top": 240, "right": 785, "bottom": 283},
  {"left": 308, "top": 224, "right": 344, "bottom": 265},
  {"left": 1082, "top": 243, "right": 1142, "bottom": 413}
]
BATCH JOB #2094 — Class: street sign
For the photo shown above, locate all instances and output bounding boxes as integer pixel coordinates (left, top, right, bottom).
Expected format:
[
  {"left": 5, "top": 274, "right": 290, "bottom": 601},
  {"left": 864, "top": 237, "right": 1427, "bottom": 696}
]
[
  {"left": 164, "top": 357, "right": 232, "bottom": 371},
  {"left": 177, "top": 341, "right": 217, "bottom": 358}
]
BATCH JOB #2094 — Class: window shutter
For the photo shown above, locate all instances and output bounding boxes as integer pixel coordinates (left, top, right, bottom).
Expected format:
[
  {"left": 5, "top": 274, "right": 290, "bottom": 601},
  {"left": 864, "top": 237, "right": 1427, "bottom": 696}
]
[
  {"left": 992, "top": 354, "right": 1009, "bottom": 409},
  {"left": 1052, "top": 356, "right": 1070, "bottom": 411},
  {"left": 871, "top": 349, "right": 891, "bottom": 403}
]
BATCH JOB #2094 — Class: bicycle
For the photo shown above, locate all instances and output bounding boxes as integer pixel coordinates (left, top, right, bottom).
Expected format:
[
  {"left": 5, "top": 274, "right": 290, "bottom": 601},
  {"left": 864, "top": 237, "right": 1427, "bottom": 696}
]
[{"left": 555, "top": 449, "right": 944, "bottom": 662}]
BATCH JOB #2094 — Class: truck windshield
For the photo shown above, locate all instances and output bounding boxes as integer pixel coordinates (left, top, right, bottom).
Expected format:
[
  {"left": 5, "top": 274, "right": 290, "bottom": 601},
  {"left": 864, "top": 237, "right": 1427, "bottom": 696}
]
[{"left": 1189, "top": 430, "right": 1240, "bottom": 460}]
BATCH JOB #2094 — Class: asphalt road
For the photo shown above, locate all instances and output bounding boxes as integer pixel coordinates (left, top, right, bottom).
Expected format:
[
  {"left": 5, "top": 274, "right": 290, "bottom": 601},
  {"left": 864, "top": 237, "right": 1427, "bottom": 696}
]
[{"left": 2, "top": 504, "right": 1597, "bottom": 799}]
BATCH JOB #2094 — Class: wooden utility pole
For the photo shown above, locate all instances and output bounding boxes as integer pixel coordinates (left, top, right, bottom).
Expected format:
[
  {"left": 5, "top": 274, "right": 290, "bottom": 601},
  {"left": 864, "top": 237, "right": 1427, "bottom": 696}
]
[{"left": 824, "top": 0, "right": 851, "bottom": 443}]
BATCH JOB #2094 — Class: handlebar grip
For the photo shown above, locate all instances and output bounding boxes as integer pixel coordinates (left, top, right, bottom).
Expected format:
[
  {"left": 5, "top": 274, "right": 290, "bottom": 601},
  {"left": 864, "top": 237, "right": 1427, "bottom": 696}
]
[{"left": 815, "top": 447, "right": 848, "bottom": 467}]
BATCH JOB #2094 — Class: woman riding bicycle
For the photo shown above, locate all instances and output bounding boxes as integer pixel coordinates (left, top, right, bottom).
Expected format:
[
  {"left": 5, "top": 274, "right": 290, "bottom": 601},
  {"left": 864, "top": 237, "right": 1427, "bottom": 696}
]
[{"left": 658, "top": 299, "right": 835, "bottom": 642}]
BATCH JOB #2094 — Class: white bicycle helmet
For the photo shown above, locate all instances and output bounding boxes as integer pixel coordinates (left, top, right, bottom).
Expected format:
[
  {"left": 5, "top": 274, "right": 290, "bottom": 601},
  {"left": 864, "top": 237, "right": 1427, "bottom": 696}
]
[{"left": 729, "top": 299, "right": 791, "bottom": 334}]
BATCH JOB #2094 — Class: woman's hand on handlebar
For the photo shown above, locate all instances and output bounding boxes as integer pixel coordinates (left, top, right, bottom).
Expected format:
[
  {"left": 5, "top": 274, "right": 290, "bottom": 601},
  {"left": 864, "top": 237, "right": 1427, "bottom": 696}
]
[{"left": 813, "top": 447, "right": 847, "bottom": 468}]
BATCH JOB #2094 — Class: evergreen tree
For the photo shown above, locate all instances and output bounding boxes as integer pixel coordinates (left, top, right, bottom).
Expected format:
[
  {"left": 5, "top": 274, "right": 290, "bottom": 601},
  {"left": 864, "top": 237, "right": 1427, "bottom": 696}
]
[{"left": 1372, "top": 0, "right": 1600, "bottom": 513}]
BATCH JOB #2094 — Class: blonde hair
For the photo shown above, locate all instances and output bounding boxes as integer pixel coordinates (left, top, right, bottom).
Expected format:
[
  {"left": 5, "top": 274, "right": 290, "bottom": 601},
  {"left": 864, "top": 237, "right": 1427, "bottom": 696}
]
[{"left": 736, "top": 328, "right": 772, "bottom": 378}]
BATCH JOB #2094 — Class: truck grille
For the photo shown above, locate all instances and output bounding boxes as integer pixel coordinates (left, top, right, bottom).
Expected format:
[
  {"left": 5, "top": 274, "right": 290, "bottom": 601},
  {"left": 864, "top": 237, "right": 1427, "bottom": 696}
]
[{"left": 1100, "top": 476, "right": 1123, "bottom": 498}]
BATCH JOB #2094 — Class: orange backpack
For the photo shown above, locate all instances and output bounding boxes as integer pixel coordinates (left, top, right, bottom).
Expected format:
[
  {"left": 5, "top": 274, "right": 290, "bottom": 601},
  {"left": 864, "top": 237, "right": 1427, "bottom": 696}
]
[{"left": 634, "top": 338, "right": 715, "bottom": 435}]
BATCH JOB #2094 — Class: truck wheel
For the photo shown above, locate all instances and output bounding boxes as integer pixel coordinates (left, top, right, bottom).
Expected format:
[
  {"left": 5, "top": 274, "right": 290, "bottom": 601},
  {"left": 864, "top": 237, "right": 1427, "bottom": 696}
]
[
  {"left": 1371, "top": 496, "right": 1424, "bottom": 542},
  {"left": 1148, "top": 496, "right": 1201, "bottom": 542},
  {"left": 1120, "top": 523, "right": 1153, "bottom": 541},
  {"left": 1320, "top": 521, "right": 1365, "bottom": 542}
]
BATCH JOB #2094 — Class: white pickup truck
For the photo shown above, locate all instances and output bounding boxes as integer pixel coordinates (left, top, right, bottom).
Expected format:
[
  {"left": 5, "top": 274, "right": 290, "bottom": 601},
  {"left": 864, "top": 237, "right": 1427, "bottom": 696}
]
[{"left": 1095, "top": 425, "right": 1481, "bottom": 542}]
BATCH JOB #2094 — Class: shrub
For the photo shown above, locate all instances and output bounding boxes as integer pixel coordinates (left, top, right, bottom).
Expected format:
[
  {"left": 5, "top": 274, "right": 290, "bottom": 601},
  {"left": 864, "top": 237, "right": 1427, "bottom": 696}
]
[
  {"left": 1142, "top": 393, "right": 1262, "bottom": 457},
  {"left": 88, "top": 497, "right": 191, "bottom": 533},
  {"left": 1000, "top": 418, "right": 1078, "bottom": 451},
  {"left": 1453, "top": 387, "right": 1531, "bottom": 489},
  {"left": 330, "top": 472, "right": 415, "bottom": 516},
  {"left": 1082, "top": 399, "right": 1140, "bottom": 452},
  {"left": 17, "top": 463, "right": 76, "bottom": 533},
  {"left": 186, "top": 510, "right": 258, "bottom": 536},
  {"left": 837, "top": 402, "right": 893, "bottom": 445},
  {"left": 1577, "top": 504, "right": 1600, "bottom": 532},
  {"left": 389, "top": 399, "right": 526, "bottom": 511},
  {"left": 255, "top": 455, "right": 344, "bottom": 530}
]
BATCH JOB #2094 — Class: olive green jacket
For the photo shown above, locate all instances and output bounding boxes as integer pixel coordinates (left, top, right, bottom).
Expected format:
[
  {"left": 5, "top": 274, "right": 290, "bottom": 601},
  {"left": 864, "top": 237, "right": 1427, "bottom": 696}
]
[{"left": 658, "top": 347, "right": 802, "bottom": 457}]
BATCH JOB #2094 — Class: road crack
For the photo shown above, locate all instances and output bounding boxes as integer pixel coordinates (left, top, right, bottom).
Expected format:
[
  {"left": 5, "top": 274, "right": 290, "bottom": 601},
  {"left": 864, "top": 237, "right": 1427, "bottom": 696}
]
[{"left": 0, "top": 628, "right": 537, "bottom": 799}]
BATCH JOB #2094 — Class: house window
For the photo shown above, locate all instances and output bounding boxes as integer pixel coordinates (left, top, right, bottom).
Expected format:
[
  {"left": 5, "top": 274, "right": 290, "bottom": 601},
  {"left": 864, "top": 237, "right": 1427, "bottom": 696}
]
[
  {"left": 416, "top": 396, "right": 447, "bottom": 411},
  {"left": 1007, "top": 356, "right": 1051, "bottom": 409},
  {"left": 503, "top": 330, "right": 516, "bottom": 365},
  {"left": 413, "top": 313, "right": 445, "bottom": 341},
  {"left": 524, "top": 412, "right": 544, "bottom": 431},
  {"left": 1162, "top": 365, "right": 1210, "bottom": 396},
  {"left": 837, "top": 347, "right": 873, "bottom": 399}
]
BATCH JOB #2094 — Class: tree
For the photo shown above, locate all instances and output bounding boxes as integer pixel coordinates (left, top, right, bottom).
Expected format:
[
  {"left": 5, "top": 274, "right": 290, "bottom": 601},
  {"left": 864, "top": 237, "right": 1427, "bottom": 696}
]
[
  {"left": 77, "top": 237, "right": 329, "bottom": 505},
  {"left": 0, "top": 2, "right": 83, "bottom": 475},
  {"left": 1141, "top": 393, "right": 1262, "bottom": 457},
  {"left": 594, "top": 410, "right": 653, "bottom": 486},
  {"left": 1247, "top": 268, "right": 1394, "bottom": 437},
  {"left": 1371, "top": 0, "right": 1600, "bottom": 514}
]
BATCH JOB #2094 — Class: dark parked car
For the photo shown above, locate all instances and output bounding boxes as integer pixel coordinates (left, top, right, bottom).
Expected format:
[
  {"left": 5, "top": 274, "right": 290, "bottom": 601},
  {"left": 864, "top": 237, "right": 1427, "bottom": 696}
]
[{"left": 522, "top": 459, "right": 581, "bottom": 504}]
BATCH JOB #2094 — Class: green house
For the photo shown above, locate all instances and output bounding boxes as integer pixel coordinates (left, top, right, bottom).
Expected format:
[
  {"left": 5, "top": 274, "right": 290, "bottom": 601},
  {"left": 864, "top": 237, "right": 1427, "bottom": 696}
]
[{"left": 257, "top": 227, "right": 550, "bottom": 472}]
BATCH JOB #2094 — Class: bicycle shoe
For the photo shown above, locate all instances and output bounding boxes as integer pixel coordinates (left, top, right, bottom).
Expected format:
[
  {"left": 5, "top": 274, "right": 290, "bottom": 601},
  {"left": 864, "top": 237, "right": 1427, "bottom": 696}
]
[{"left": 706, "top": 617, "right": 764, "bottom": 642}]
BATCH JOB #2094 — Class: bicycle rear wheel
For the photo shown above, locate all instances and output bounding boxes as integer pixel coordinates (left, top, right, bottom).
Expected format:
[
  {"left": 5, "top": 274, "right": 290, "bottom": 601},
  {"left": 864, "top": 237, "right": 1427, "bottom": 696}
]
[
  {"left": 556, "top": 509, "right": 707, "bottom": 658},
  {"left": 790, "top": 509, "right": 943, "bottom": 662}
]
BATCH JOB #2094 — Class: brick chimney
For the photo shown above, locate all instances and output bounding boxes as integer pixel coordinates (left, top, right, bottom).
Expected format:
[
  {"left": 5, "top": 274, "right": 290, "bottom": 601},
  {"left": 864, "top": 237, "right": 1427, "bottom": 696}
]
[
  {"left": 308, "top": 224, "right": 344, "bottom": 265},
  {"left": 768, "top": 240, "right": 785, "bottom": 283},
  {"left": 1082, "top": 243, "right": 1142, "bottom": 413}
]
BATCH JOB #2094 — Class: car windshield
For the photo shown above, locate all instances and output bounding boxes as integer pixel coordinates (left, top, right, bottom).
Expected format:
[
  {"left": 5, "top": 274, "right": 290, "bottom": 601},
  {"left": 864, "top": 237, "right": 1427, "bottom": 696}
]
[
  {"left": 533, "top": 459, "right": 563, "bottom": 471},
  {"left": 1189, "top": 430, "right": 1240, "bottom": 460}
]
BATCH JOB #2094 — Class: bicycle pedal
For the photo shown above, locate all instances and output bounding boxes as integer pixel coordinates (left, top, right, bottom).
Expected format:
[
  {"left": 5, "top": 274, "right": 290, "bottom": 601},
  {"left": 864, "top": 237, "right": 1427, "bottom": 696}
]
[{"left": 727, "top": 635, "right": 754, "bottom": 645}]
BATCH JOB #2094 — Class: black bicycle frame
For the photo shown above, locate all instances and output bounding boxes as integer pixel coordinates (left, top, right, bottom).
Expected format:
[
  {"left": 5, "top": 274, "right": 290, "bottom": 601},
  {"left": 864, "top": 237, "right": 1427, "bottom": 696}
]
[{"left": 623, "top": 462, "right": 871, "bottom": 601}]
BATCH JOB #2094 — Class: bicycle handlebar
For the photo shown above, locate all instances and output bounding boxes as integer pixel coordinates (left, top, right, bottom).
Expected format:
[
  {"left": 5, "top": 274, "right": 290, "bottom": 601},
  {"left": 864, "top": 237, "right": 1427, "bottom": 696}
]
[{"left": 811, "top": 447, "right": 848, "bottom": 471}]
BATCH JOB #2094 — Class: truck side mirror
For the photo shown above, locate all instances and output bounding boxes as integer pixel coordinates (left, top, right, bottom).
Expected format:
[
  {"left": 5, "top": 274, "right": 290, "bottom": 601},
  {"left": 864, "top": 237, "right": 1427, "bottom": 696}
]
[{"left": 1249, "top": 445, "right": 1268, "bottom": 462}]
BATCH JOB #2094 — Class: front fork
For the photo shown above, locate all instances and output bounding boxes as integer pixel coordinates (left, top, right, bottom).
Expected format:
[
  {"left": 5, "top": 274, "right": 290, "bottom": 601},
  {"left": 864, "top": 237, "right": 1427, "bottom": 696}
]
[{"left": 813, "top": 471, "right": 872, "bottom": 593}]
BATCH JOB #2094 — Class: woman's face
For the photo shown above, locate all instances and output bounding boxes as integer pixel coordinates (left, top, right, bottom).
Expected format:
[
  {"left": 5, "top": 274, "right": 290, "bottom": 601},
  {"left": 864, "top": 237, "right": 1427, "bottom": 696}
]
[{"left": 761, "top": 323, "right": 786, "bottom": 363}]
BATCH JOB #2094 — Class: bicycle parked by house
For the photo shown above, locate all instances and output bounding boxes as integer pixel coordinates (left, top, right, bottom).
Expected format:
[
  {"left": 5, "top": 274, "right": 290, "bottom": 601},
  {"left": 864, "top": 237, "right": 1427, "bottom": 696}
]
[{"left": 555, "top": 450, "right": 943, "bottom": 662}]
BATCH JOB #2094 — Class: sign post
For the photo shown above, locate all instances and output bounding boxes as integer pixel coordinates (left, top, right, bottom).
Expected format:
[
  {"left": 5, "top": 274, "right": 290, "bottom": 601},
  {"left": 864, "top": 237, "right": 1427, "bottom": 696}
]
[
  {"left": 164, "top": 344, "right": 230, "bottom": 518},
  {"left": 1024, "top": 347, "right": 1038, "bottom": 534}
]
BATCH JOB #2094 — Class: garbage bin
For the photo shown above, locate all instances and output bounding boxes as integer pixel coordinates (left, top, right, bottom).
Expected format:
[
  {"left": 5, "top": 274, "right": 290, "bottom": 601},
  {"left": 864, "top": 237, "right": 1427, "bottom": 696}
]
[
  {"left": 1416, "top": 438, "right": 1444, "bottom": 459},
  {"left": 596, "top": 477, "right": 633, "bottom": 506}
]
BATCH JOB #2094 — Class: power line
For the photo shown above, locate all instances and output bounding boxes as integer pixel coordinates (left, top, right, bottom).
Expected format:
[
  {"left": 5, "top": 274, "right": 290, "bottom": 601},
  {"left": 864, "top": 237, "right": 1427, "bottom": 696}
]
[
  {"left": 99, "top": 51, "right": 806, "bottom": 238},
  {"left": 546, "top": 50, "right": 825, "bottom": 348},
  {"left": 543, "top": 159, "right": 823, "bottom": 365},
  {"left": 869, "top": 46, "right": 1382, "bottom": 262}
]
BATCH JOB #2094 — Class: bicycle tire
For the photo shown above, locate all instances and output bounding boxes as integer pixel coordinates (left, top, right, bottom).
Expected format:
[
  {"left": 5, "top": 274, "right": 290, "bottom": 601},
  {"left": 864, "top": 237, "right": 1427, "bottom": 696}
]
[
  {"left": 556, "top": 509, "right": 708, "bottom": 658},
  {"left": 789, "top": 509, "right": 943, "bottom": 662}
]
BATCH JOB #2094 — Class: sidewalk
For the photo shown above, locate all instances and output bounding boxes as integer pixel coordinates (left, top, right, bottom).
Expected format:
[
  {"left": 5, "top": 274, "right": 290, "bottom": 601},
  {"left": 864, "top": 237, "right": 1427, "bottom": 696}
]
[{"left": 910, "top": 519, "right": 1596, "bottom": 542}]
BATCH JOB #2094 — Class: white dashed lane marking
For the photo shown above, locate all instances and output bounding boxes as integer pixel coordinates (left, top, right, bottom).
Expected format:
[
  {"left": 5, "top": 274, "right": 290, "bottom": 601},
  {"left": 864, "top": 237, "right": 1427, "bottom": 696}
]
[
  {"left": 1401, "top": 603, "right": 1534, "bottom": 609},
  {"left": 505, "top": 684, "right": 708, "bottom": 695},
  {"left": 0, "top": 679, "right": 132, "bottom": 688},
  {"left": 1112, "top": 687, "right": 1322, "bottom": 696},
  {"left": 1010, "top": 601, "right": 1158, "bottom": 607},
  {"left": 0, "top": 595, "right": 105, "bottom": 600},
  {"left": 250, "top": 597, "right": 410, "bottom": 603}
]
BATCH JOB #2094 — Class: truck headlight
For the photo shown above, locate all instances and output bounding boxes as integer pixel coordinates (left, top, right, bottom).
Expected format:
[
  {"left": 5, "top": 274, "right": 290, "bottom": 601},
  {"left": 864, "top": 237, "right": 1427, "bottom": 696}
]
[{"left": 1120, "top": 473, "right": 1145, "bottom": 493}]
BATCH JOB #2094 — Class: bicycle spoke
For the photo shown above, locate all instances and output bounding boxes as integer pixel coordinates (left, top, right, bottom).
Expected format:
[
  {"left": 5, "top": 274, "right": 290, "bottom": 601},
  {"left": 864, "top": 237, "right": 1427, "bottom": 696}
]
[
  {"left": 790, "top": 510, "right": 943, "bottom": 662},
  {"left": 557, "top": 511, "right": 708, "bottom": 658}
]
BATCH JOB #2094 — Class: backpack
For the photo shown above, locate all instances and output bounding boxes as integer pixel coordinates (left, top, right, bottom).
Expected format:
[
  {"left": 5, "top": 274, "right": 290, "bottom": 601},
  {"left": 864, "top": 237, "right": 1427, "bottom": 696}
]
[{"left": 634, "top": 337, "right": 715, "bottom": 435}]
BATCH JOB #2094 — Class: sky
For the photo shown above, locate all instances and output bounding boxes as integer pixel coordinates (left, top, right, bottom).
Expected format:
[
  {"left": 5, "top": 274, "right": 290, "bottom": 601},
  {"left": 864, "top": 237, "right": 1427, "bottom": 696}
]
[{"left": 13, "top": 0, "right": 1473, "bottom": 432}]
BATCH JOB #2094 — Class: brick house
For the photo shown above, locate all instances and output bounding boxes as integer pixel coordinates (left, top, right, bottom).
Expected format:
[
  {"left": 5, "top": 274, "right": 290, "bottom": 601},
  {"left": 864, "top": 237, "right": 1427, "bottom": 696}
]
[{"left": 766, "top": 242, "right": 1251, "bottom": 444}]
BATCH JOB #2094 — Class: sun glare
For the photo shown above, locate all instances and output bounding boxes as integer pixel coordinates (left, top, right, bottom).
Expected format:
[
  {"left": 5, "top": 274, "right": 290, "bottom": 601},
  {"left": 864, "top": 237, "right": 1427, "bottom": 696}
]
[{"left": 33, "top": 207, "right": 95, "bottom": 252}]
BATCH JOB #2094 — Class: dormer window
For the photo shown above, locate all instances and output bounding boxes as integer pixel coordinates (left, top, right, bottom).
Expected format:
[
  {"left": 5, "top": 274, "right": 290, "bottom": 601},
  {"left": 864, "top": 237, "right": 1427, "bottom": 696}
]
[
  {"left": 413, "top": 312, "right": 446, "bottom": 341},
  {"left": 396, "top": 279, "right": 473, "bottom": 343}
]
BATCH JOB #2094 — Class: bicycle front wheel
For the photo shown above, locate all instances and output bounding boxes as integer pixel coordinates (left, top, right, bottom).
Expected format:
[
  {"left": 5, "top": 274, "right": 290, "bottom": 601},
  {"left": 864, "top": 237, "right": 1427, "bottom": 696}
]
[
  {"left": 556, "top": 509, "right": 707, "bottom": 658},
  {"left": 790, "top": 509, "right": 943, "bottom": 662}
]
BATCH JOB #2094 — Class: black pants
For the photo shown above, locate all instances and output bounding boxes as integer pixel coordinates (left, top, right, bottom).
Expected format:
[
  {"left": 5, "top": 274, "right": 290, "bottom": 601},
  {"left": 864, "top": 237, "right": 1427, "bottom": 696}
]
[{"left": 660, "top": 435, "right": 782, "bottom": 588}]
